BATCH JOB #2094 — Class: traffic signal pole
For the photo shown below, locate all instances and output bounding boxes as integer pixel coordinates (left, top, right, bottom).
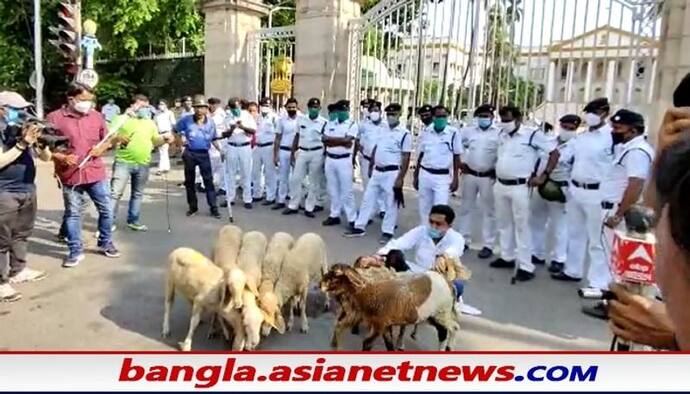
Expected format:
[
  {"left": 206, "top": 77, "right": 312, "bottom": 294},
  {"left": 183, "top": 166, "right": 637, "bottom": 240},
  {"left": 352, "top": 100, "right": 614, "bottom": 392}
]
[{"left": 33, "top": 0, "right": 43, "bottom": 117}]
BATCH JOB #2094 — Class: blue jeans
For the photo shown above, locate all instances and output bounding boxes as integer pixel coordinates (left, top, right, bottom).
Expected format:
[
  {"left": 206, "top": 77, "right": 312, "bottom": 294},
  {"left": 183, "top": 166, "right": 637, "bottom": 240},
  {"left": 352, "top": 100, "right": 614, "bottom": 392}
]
[
  {"left": 452, "top": 280, "right": 465, "bottom": 300},
  {"left": 63, "top": 179, "right": 113, "bottom": 257},
  {"left": 110, "top": 160, "right": 150, "bottom": 225}
]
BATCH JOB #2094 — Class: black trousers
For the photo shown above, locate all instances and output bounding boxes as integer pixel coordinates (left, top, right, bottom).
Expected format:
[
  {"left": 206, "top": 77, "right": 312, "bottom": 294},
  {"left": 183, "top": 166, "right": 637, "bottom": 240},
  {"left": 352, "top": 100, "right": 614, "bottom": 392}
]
[
  {"left": 0, "top": 191, "right": 36, "bottom": 284},
  {"left": 182, "top": 149, "right": 217, "bottom": 211}
]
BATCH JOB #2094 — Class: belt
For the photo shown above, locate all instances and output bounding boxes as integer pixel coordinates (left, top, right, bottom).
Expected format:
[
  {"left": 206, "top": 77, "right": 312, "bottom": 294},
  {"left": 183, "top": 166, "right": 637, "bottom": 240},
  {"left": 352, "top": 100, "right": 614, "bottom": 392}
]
[
  {"left": 601, "top": 201, "right": 615, "bottom": 210},
  {"left": 300, "top": 146, "right": 323, "bottom": 151},
  {"left": 497, "top": 178, "right": 528, "bottom": 186},
  {"left": 228, "top": 142, "right": 250, "bottom": 147},
  {"left": 465, "top": 166, "right": 495, "bottom": 178},
  {"left": 326, "top": 152, "right": 350, "bottom": 160},
  {"left": 553, "top": 180, "right": 569, "bottom": 187},
  {"left": 572, "top": 180, "right": 600, "bottom": 190},
  {"left": 375, "top": 165, "right": 400, "bottom": 172},
  {"left": 186, "top": 148, "right": 209, "bottom": 154},
  {"left": 279, "top": 146, "right": 292, "bottom": 151},
  {"left": 257, "top": 142, "right": 273, "bottom": 148},
  {"left": 421, "top": 166, "right": 450, "bottom": 175}
]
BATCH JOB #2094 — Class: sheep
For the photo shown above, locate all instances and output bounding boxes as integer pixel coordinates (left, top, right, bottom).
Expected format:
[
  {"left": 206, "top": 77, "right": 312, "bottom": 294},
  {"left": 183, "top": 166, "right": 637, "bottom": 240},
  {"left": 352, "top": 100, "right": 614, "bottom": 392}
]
[
  {"left": 273, "top": 233, "right": 329, "bottom": 334},
  {"left": 237, "top": 231, "right": 268, "bottom": 297},
  {"left": 258, "top": 232, "right": 294, "bottom": 336},
  {"left": 218, "top": 289, "right": 277, "bottom": 350},
  {"left": 321, "top": 264, "right": 459, "bottom": 351},
  {"left": 212, "top": 225, "right": 247, "bottom": 309},
  {"left": 162, "top": 247, "right": 226, "bottom": 351}
]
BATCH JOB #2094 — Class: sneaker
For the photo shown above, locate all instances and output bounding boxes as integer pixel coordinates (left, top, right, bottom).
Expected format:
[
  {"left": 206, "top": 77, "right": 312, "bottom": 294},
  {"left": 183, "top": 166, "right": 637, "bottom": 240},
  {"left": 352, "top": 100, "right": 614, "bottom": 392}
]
[
  {"left": 477, "top": 247, "right": 493, "bottom": 259},
  {"left": 282, "top": 208, "right": 298, "bottom": 215},
  {"left": 211, "top": 210, "right": 222, "bottom": 219},
  {"left": 56, "top": 233, "right": 68, "bottom": 243},
  {"left": 186, "top": 209, "right": 198, "bottom": 217},
  {"left": 322, "top": 217, "right": 341, "bottom": 226},
  {"left": 379, "top": 233, "right": 393, "bottom": 244},
  {"left": 244, "top": 203, "right": 253, "bottom": 209},
  {"left": 455, "top": 298, "right": 483, "bottom": 316},
  {"left": 9, "top": 268, "right": 47, "bottom": 284},
  {"left": 344, "top": 228, "right": 366, "bottom": 238},
  {"left": 272, "top": 203, "right": 286, "bottom": 210},
  {"left": 0, "top": 284, "right": 21, "bottom": 302},
  {"left": 127, "top": 223, "right": 148, "bottom": 232},
  {"left": 99, "top": 243, "right": 121, "bottom": 258},
  {"left": 63, "top": 253, "right": 85, "bottom": 268}
]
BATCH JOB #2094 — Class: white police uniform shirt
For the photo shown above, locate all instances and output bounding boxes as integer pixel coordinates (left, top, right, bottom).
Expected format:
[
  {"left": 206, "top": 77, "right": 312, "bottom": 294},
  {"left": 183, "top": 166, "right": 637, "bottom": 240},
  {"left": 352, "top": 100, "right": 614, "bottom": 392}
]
[
  {"left": 256, "top": 113, "right": 278, "bottom": 145},
  {"left": 373, "top": 124, "right": 412, "bottom": 167},
  {"left": 460, "top": 124, "right": 500, "bottom": 172},
  {"left": 224, "top": 110, "right": 256, "bottom": 146},
  {"left": 569, "top": 123, "right": 614, "bottom": 184},
  {"left": 358, "top": 119, "right": 384, "bottom": 159},
  {"left": 378, "top": 226, "right": 466, "bottom": 273},
  {"left": 602, "top": 135, "right": 654, "bottom": 204},
  {"left": 154, "top": 109, "right": 176, "bottom": 133},
  {"left": 297, "top": 115, "right": 327, "bottom": 149},
  {"left": 277, "top": 115, "right": 299, "bottom": 148},
  {"left": 324, "top": 120, "right": 358, "bottom": 156},
  {"left": 496, "top": 125, "right": 556, "bottom": 179},
  {"left": 416, "top": 125, "right": 463, "bottom": 170},
  {"left": 549, "top": 140, "right": 575, "bottom": 182}
]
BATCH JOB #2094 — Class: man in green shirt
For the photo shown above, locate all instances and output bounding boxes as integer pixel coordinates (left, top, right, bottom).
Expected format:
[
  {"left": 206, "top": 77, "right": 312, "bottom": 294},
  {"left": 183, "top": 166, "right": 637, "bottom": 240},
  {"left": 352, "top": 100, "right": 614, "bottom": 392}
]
[{"left": 110, "top": 94, "right": 173, "bottom": 231}]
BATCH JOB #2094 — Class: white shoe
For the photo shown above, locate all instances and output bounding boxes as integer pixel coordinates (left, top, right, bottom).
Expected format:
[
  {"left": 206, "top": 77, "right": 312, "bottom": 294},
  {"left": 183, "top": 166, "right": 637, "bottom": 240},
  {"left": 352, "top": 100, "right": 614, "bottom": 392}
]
[
  {"left": 456, "top": 300, "right": 482, "bottom": 316},
  {"left": 63, "top": 253, "right": 85, "bottom": 268},
  {"left": 0, "top": 283, "right": 22, "bottom": 302},
  {"left": 9, "top": 268, "right": 48, "bottom": 284}
]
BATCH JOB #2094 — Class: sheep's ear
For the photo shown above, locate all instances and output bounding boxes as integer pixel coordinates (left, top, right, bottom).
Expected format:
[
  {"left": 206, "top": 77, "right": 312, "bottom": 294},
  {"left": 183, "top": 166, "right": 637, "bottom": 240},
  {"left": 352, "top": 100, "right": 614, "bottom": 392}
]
[
  {"left": 246, "top": 281, "right": 260, "bottom": 297},
  {"left": 343, "top": 267, "right": 366, "bottom": 288},
  {"left": 274, "top": 313, "right": 286, "bottom": 334}
]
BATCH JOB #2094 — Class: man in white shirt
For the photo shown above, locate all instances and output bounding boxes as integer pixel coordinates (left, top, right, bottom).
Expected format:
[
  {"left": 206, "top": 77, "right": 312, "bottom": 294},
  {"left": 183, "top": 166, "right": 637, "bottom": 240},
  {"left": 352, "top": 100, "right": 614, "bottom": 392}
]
[
  {"left": 273, "top": 98, "right": 299, "bottom": 208},
  {"left": 413, "top": 105, "right": 463, "bottom": 225},
  {"left": 322, "top": 99, "right": 359, "bottom": 227},
  {"left": 252, "top": 97, "right": 278, "bottom": 204},
  {"left": 207, "top": 97, "right": 226, "bottom": 192},
  {"left": 345, "top": 103, "right": 412, "bottom": 244},
  {"left": 552, "top": 98, "right": 614, "bottom": 286},
  {"left": 355, "top": 100, "right": 386, "bottom": 219},
  {"left": 490, "top": 105, "right": 558, "bottom": 282},
  {"left": 154, "top": 99, "right": 176, "bottom": 174},
  {"left": 221, "top": 97, "right": 257, "bottom": 211},
  {"left": 458, "top": 104, "right": 500, "bottom": 259},
  {"left": 101, "top": 98, "right": 120, "bottom": 123}
]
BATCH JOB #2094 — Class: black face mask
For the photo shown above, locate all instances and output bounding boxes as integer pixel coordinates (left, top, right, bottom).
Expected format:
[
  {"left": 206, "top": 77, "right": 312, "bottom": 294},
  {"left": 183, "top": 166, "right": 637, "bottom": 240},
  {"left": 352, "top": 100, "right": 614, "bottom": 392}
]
[
  {"left": 612, "top": 132, "right": 627, "bottom": 145},
  {"left": 421, "top": 115, "right": 433, "bottom": 126},
  {"left": 287, "top": 110, "right": 297, "bottom": 117}
]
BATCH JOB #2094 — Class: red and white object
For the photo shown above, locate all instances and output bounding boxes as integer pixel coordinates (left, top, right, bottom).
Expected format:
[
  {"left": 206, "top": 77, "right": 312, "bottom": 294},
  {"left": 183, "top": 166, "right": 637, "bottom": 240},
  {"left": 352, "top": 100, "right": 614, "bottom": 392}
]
[{"left": 610, "top": 230, "right": 656, "bottom": 285}]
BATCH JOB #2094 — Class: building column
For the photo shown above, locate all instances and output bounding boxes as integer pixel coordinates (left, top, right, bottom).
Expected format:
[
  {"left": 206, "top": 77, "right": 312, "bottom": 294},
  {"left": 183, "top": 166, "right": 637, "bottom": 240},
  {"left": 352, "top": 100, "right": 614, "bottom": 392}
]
[
  {"left": 546, "top": 60, "right": 556, "bottom": 101},
  {"left": 202, "top": 0, "right": 269, "bottom": 103},
  {"left": 564, "top": 61, "right": 575, "bottom": 102},
  {"left": 605, "top": 59, "right": 617, "bottom": 100},
  {"left": 293, "top": 0, "right": 362, "bottom": 107},
  {"left": 584, "top": 60, "right": 594, "bottom": 102}
]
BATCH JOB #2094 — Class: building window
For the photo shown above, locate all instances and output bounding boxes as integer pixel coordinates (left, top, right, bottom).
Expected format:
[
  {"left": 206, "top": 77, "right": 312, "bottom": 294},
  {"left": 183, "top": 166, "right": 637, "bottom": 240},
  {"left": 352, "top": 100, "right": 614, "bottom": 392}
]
[
  {"left": 560, "top": 62, "right": 568, "bottom": 80},
  {"left": 432, "top": 62, "right": 440, "bottom": 73},
  {"left": 596, "top": 61, "right": 605, "bottom": 80}
]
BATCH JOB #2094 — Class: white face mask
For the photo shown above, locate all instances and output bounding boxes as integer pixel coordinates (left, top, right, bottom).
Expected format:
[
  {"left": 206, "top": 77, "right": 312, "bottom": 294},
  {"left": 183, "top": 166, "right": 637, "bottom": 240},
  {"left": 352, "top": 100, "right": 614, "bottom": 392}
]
[
  {"left": 158, "top": 104, "right": 166, "bottom": 111},
  {"left": 369, "top": 111, "right": 381, "bottom": 122},
  {"left": 499, "top": 121, "right": 516, "bottom": 133},
  {"left": 559, "top": 128, "right": 576, "bottom": 142},
  {"left": 584, "top": 112, "right": 602, "bottom": 127},
  {"left": 74, "top": 100, "right": 92, "bottom": 114},
  {"left": 260, "top": 106, "right": 270, "bottom": 115}
]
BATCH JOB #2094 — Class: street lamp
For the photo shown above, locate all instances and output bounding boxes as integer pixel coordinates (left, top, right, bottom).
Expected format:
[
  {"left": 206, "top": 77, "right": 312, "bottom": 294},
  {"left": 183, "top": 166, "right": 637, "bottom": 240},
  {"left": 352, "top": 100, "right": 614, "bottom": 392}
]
[{"left": 264, "top": 2, "right": 296, "bottom": 98}]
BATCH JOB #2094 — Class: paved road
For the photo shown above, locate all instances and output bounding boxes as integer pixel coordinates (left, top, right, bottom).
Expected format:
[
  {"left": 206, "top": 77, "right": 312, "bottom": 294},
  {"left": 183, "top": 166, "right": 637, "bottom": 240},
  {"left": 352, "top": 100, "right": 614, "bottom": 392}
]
[{"left": 0, "top": 159, "right": 609, "bottom": 351}]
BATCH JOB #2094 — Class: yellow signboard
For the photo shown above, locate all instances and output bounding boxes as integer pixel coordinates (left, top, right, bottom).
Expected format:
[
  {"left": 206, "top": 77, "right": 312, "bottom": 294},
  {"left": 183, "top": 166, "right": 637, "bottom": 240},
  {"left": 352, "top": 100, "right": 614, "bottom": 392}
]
[{"left": 270, "top": 56, "right": 293, "bottom": 95}]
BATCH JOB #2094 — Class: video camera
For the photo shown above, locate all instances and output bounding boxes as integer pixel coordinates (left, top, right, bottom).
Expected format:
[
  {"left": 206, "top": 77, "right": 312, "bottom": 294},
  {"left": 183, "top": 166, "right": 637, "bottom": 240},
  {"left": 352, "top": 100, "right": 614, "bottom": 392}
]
[{"left": 19, "top": 114, "right": 71, "bottom": 151}]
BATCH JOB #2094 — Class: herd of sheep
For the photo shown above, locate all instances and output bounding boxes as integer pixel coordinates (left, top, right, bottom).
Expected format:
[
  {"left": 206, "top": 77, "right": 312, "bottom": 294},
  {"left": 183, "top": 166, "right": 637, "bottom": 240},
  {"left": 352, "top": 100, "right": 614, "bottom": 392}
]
[{"left": 161, "top": 225, "right": 467, "bottom": 352}]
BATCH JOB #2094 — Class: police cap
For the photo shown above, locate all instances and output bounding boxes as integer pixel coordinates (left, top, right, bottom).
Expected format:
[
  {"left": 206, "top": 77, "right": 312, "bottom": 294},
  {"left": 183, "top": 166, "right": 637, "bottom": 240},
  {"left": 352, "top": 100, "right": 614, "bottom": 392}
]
[
  {"left": 473, "top": 104, "right": 495, "bottom": 116},
  {"left": 334, "top": 100, "right": 350, "bottom": 111},
  {"left": 611, "top": 109, "right": 645, "bottom": 129},
  {"left": 559, "top": 114, "right": 582, "bottom": 126},
  {"left": 307, "top": 97, "right": 321, "bottom": 107},
  {"left": 385, "top": 103, "right": 402, "bottom": 113},
  {"left": 583, "top": 97, "right": 610, "bottom": 113},
  {"left": 417, "top": 104, "right": 433, "bottom": 114}
]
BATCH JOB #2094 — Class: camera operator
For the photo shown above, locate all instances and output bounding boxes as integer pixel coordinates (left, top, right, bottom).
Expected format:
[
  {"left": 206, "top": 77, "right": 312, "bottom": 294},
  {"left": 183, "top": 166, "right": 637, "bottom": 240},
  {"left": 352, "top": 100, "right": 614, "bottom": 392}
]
[
  {"left": 46, "top": 84, "right": 120, "bottom": 268},
  {"left": 0, "top": 91, "right": 51, "bottom": 302}
]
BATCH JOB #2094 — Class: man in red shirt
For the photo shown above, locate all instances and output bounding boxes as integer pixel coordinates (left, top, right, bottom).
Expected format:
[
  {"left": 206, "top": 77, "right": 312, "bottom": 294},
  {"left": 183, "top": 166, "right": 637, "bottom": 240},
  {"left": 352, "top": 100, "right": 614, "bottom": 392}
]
[{"left": 47, "top": 84, "right": 121, "bottom": 268}]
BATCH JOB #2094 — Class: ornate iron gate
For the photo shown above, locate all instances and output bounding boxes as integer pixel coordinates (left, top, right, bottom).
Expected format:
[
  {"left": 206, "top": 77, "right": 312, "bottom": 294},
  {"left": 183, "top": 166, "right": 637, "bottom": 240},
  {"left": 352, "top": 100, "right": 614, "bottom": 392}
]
[
  {"left": 347, "top": 0, "right": 663, "bottom": 125},
  {"left": 248, "top": 26, "right": 296, "bottom": 107}
]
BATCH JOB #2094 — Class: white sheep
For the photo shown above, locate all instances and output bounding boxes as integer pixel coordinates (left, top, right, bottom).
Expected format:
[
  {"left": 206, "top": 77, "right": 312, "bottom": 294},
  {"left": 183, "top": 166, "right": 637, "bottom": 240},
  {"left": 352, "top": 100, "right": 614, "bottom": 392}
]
[
  {"left": 218, "top": 289, "right": 276, "bottom": 350},
  {"left": 258, "top": 232, "right": 294, "bottom": 336},
  {"left": 273, "top": 233, "right": 329, "bottom": 334},
  {"left": 162, "top": 247, "right": 225, "bottom": 352},
  {"left": 212, "top": 225, "right": 246, "bottom": 309},
  {"left": 237, "top": 231, "right": 268, "bottom": 296}
]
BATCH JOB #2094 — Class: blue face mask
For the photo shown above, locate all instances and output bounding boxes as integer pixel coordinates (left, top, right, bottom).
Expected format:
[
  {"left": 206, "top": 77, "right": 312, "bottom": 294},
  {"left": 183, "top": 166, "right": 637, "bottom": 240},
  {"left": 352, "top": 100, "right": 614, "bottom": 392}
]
[
  {"left": 3, "top": 107, "right": 20, "bottom": 125},
  {"left": 136, "top": 107, "right": 151, "bottom": 119},
  {"left": 427, "top": 226, "right": 443, "bottom": 240},
  {"left": 477, "top": 117, "right": 492, "bottom": 129}
]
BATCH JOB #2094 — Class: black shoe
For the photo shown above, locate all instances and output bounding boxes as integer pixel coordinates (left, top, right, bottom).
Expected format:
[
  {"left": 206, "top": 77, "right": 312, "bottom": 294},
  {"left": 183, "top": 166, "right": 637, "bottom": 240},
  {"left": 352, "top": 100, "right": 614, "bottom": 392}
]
[
  {"left": 244, "top": 203, "right": 253, "bottom": 209},
  {"left": 515, "top": 269, "right": 535, "bottom": 282},
  {"left": 551, "top": 272, "right": 581, "bottom": 282},
  {"left": 186, "top": 209, "right": 198, "bottom": 217},
  {"left": 478, "top": 247, "right": 493, "bottom": 259},
  {"left": 532, "top": 255, "right": 546, "bottom": 266},
  {"left": 489, "top": 258, "right": 515, "bottom": 269},
  {"left": 322, "top": 217, "right": 341, "bottom": 226},
  {"left": 344, "top": 228, "right": 366, "bottom": 238},
  {"left": 314, "top": 205, "right": 324, "bottom": 212},
  {"left": 582, "top": 302, "right": 608, "bottom": 320},
  {"left": 379, "top": 211, "right": 385, "bottom": 219},
  {"left": 253, "top": 197, "right": 264, "bottom": 203},
  {"left": 548, "top": 261, "right": 565, "bottom": 273},
  {"left": 211, "top": 210, "right": 221, "bottom": 219},
  {"left": 304, "top": 211, "right": 315, "bottom": 218},
  {"left": 282, "top": 208, "right": 298, "bottom": 215},
  {"left": 195, "top": 183, "right": 206, "bottom": 193},
  {"left": 272, "top": 203, "right": 286, "bottom": 210},
  {"left": 220, "top": 201, "right": 228, "bottom": 208},
  {"left": 262, "top": 200, "right": 275, "bottom": 206},
  {"left": 217, "top": 189, "right": 227, "bottom": 196},
  {"left": 349, "top": 221, "right": 355, "bottom": 229},
  {"left": 379, "top": 233, "right": 393, "bottom": 244}
]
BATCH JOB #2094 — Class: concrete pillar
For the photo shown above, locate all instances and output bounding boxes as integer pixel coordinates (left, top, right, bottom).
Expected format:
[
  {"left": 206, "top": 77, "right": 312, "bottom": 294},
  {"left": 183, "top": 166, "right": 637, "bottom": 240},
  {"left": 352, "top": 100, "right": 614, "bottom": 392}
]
[
  {"left": 293, "top": 0, "right": 362, "bottom": 107},
  {"left": 202, "top": 0, "right": 269, "bottom": 104},
  {"left": 565, "top": 61, "right": 575, "bottom": 102},
  {"left": 605, "top": 59, "right": 617, "bottom": 100},
  {"left": 584, "top": 60, "right": 594, "bottom": 102},
  {"left": 546, "top": 60, "right": 556, "bottom": 101}
]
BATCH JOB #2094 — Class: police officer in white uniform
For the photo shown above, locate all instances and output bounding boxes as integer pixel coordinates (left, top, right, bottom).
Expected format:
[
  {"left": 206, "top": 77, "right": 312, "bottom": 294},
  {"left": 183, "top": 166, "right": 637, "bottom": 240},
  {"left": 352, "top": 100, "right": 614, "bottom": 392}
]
[
  {"left": 283, "top": 98, "right": 328, "bottom": 217},
  {"left": 530, "top": 115, "right": 579, "bottom": 274},
  {"left": 458, "top": 104, "right": 499, "bottom": 259},
  {"left": 273, "top": 98, "right": 300, "bottom": 209},
  {"left": 345, "top": 103, "right": 412, "bottom": 244},
  {"left": 582, "top": 109, "right": 654, "bottom": 319},
  {"left": 490, "top": 105, "right": 558, "bottom": 282},
  {"left": 252, "top": 97, "right": 278, "bottom": 204},
  {"left": 222, "top": 97, "right": 257, "bottom": 210},
  {"left": 322, "top": 100, "right": 358, "bottom": 227},
  {"left": 355, "top": 100, "right": 386, "bottom": 219},
  {"left": 413, "top": 105, "right": 462, "bottom": 225},
  {"left": 552, "top": 98, "right": 614, "bottom": 284}
]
